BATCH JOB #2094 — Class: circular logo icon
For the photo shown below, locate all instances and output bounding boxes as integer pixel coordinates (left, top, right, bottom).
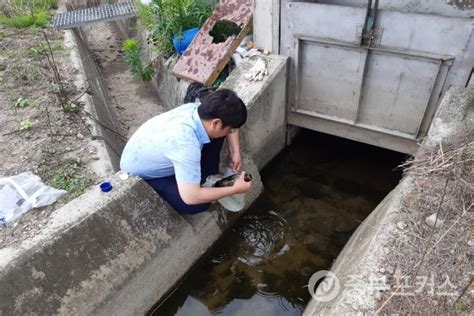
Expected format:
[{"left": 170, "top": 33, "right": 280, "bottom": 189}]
[{"left": 308, "top": 270, "right": 341, "bottom": 302}]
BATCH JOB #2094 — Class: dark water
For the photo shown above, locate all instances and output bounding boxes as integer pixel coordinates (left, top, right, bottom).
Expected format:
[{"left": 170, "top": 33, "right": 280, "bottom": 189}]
[{"left": 151, "top": 131, "right": 405, "bottom": 316}]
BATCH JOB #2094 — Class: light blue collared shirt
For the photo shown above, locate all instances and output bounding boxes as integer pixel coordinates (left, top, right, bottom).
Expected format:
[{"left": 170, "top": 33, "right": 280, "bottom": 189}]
[{"left": 120, "top": 103, "right": 210, "bottom": 183}]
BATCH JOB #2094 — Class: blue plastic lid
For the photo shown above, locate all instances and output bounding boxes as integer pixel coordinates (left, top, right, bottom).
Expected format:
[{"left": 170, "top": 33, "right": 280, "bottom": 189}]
[{"left": 99, "top": 181, "right": 112, "bottom": 192}]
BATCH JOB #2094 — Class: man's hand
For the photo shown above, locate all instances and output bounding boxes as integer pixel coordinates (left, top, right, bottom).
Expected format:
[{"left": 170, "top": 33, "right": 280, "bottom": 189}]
[
  {"left": 177, "top": 173, "right": 252, "bottom": 205},
  {"left": 230, "top": 151, "right": 242, "bottom": 172},
  {"left": 232, "top": 172, "right": 252, "bottom": 194}
]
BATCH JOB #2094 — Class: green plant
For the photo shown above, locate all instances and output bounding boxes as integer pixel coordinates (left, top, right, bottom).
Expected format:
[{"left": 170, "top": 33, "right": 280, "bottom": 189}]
[
  {"left": 62, "top": 100, "right": 77, "bottom": 112},
  {"left": 48, "top": 80, "right": 69, "bottom": 93},
  {"left": 0, "top": 0, "right": 57, "bottom": 28},
  {"left": 15, "top": 97, "right": 37, "bottom": 108},
  {"left": 139, "top": 0, "right": 215, "bottom": 56},
  {"left": 19, "top": 118, "right": 32, "bottom": 131},
  {"left": 7, "top": 63, "right": 43, "bottom": 84},
  {"left": 25, "top": 41, "right": 64, "bottom": 58},
  {"left": 453, "top": 301, "right": 471, "bottom": 315},
  {"left": 122, "top": 38, "right": 155, "bottom": 81},
  {"left": 47, "top": 158, "right": 92, "bottom": 199}
]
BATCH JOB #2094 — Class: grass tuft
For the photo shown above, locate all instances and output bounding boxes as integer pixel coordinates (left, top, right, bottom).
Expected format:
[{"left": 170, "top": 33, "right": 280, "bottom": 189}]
[{"left": 0, "top": 0, "right": 57, "bottom": 28}]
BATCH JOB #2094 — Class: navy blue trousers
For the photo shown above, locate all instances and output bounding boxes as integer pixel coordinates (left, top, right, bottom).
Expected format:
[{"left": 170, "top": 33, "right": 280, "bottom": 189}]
[{"left": 146, "top": 137, "right": 224, "bottom": 214}]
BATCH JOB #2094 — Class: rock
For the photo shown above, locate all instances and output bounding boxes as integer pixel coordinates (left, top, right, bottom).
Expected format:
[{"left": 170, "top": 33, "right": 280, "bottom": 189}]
[
  {"left": 65, "top": 147, "right": 71, "bottom": 151},
  {"left": 383, "top": 247, "right": 390, "bottom": 255},
  {"left": 76, "top": 133, "right": 84, "bottom": 140},
  {"left": 425, "top": 213, "right": 443, "bottom": 228},
  {"left": 352, "top": 303, "right": 360, "bottom": 311},
  {"left": 396, "top": 221, "right": 407, "bottom": 230},
  {"left": 379, "top": 267, "right": 386, "bottom": 273},
  {"left": 374, "top": 291, "right": 382, "bottom": 301},
  {"left": 394, "top": 267, "right": 402, "bottom": 279}
]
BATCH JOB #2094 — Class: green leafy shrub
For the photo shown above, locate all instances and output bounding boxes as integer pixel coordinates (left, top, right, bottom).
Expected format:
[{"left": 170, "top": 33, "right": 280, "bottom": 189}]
[
  {"left": 0, "top": 0, "right": 57, "bottom": 28},
  {"left": 138, "top": 0, "right": 215, "bottom": 56},
  {"left": 122, "top": 38, "right": 155, "bottom": 81}
]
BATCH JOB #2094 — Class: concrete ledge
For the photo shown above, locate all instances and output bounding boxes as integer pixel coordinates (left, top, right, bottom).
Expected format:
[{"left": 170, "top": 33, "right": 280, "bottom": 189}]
[{"left": 1, "top": 162, "right": 262, "bottom": 314}]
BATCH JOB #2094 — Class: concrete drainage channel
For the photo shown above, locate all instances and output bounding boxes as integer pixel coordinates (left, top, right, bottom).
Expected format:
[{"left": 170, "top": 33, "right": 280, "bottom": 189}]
[{"left": 1, "top": 1, "right": 473, "bottom": 315}]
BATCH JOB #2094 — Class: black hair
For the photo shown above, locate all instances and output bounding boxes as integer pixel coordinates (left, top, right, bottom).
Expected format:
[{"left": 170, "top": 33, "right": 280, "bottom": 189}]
[
  {"left": 198, "top": 89, "right": 247, "bottom": 128},
  {"left": 183, "top": 82, "right": 214, "bottom": 103}
]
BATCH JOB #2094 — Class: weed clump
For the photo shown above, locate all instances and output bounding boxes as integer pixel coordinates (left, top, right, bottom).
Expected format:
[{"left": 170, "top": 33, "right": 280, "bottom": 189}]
[
  {"left": 122, "top": 38, "right": 155, "bottom": 81},
  {"left": 138, "top": 0, "right": 214, "bottom": 56},
  {"left": 39, "top": 154, "right": 92, "bottom": 201},
  {"left": 0, "top": 0, "right": 57, "bottom": 28}
]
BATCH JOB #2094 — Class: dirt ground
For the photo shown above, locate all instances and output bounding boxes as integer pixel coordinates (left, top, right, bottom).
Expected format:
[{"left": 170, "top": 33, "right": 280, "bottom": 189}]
[
  {"left": 0, "top": 25, "right": 99, "bottom": 246},
  {"left": 81, "top": 22, "right": 164, "bottom": 138},
  {"left": 0, "top": 20, "right": 163, "bottom": 247},
  {"left": 376, "top": 124, "right": 474, "bottom": 314}
]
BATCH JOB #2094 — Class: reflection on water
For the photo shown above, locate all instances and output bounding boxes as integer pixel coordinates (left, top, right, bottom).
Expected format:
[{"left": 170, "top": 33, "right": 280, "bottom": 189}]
[{"left": 152, "top": 131, "right": 405, "bottom": 316}]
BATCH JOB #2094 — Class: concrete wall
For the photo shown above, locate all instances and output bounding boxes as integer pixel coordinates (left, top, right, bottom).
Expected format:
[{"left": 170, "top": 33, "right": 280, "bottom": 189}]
[
  {"left": 70, "top": 28, "right": 126, "bottom": 171},
  {"left": 303, "top": 85, "right": 474, "bottom": 315},
  {"left": 221, "top": 55, "right": 289, "bottom": 169},
  {"left": 254, "top": 0, "right": 280, "bottom": 53},
  {"left": 300, "top": 0, "right": 474, "bottom": 17},
  {"left": 114, "top": 16, "right": 190, "bottom": 111}
]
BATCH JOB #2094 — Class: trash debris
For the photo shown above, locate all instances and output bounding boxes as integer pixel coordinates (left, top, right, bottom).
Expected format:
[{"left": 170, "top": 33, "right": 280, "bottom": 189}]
[
  {"left": 117, "top": 171, "right": 129, "bottom": 180},
  {"left": 0, "top": 172, "right": 67, "bottom": 226},
  {"left": 244, "top": 57, "right": 268, "bottom": 81},
  {"left": 231, "top": 52, "right": 243, "bottom": 66},
  {"left": 246, "top": 40, "right": 254, "bottom": 49},
  {"left": 99, "top": 181, "right": 113, "bottom": 192},
  {"left": 172, "top": 0, "right": 253, "bottom": 86},
  {"left": 425, "top": 213, "right": 444, "bottom": 228},
  {"left": 244, "top": 48, "right": 262, "bottom": 58},
  {"left": 172, "top": 27, "right": 200, "bottom": 55}
]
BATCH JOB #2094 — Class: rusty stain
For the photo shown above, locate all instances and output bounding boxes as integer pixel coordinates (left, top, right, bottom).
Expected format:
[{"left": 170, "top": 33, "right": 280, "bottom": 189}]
[{"left": 172, "top": 0, "right": 253, "bottom": 85}]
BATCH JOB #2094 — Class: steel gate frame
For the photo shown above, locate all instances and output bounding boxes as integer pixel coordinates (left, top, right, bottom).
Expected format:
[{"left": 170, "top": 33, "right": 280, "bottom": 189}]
[{"left": 281, "top": 0, "right": 471, "bottom": 154}]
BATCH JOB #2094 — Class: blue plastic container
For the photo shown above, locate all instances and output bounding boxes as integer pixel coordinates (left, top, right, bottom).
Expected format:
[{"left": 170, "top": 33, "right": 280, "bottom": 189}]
[{"left": 172, "top": 27, "right": 199, "bottom": 55}]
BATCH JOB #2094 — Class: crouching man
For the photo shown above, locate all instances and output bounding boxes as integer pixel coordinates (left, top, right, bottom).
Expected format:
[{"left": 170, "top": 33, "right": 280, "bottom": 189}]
[{"left": 120, "top": 89, "right": 252, "bottom": 214}]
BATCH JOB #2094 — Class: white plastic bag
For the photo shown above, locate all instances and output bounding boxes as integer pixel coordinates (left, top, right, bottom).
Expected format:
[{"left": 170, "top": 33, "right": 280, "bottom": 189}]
[
  {"left": 0, "top": 172, "right": 67, "bottom": 226},
  {"left": 202, "top": 168, "right": 246, "bottom": 212}
]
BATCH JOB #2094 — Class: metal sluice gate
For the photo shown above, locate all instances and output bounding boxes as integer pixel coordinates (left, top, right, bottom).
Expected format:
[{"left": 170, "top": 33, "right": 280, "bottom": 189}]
[{"left": 53, "top": 0, "right": 138, "bottom": 30}]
